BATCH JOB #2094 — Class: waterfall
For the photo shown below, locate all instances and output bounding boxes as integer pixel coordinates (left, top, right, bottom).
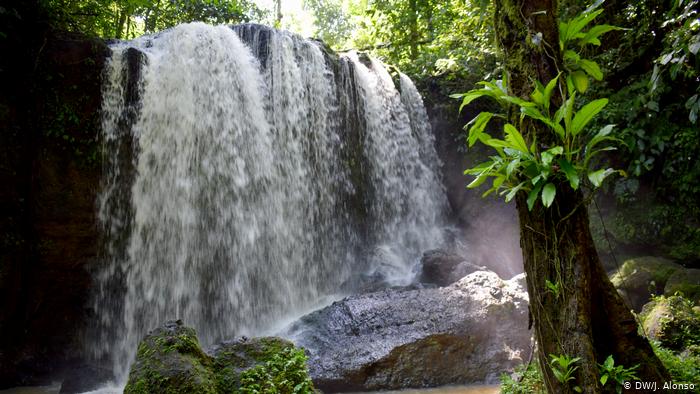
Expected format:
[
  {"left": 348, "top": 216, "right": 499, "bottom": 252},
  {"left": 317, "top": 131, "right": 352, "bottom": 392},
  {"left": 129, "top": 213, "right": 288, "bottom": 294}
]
[{"left": 92, "top": 22, "right": 448, "bottom": 381}]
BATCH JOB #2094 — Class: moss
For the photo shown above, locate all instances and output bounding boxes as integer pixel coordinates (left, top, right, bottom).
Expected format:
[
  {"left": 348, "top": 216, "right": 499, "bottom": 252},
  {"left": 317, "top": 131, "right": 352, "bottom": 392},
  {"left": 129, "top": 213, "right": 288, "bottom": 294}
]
[
  {"left": 610, "top": 256, "right": 680, "bottom": 292},
  {"left": 639, "top": 295, "right": 700, "bottom": 352},
  {"left": 125, "top": 322, "right": 316, "bottom": 394}
]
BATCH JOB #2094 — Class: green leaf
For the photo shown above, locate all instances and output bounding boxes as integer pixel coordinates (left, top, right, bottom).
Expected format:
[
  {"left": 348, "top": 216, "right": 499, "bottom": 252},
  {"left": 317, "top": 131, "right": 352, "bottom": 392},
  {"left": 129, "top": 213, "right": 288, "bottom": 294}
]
[
  {"left": 542, "top": 151, "right": 555, "bottom": 167},
  {"left": 563, "top": 50, "right": 580, "bottom": 62},
  {"left": 572, "top": 98, "right": 608, "bottom": 136},
  {"left": 467, "top": 170, "right": 489, "bottom": 188},
  {"left": 563, "top": 92, "right": 577, "bottom": 136},
  {"left": 543, "top": 73, "right": 561, "bottom": 111},
  {"left": 600, "top": 375, "right": 609, "bottom": 386},
  {"left": 563, "top": 9, "right": 604, "bottom": 44},
  {"left": 603, "top": 355, "right": 614, "bottom": 369},
  {"left": 578, "top": 25, "right": 624, "bottom": 46},
  {"left": 527, "top": 181, "right": 544, "bottom": 211},
  {"left": 467, "top": 112, "right": 494, "bottom": 147},
  {"left": 506, "top": 158, "right": 521, "bottom": 177},
  {"left": 588, "top": 168, "right": 614, "bottom": 187},
  {"left": 541, "top": 183, "right": 556, "bottom": 207},
  {"left": 558, "top": 158, "right": 579, "bottom": 189},
  {"left": 505, "top": 182, "right": 526, "bottom": 202},
  {"left": 578, "top": 59, "right": 603, "bottom": 80},
  {"left": 571, "top": 70, "right": 589, "bottom": 93},
  {"left": 504, "top": 124, "right": 530, "bottom": 154}
]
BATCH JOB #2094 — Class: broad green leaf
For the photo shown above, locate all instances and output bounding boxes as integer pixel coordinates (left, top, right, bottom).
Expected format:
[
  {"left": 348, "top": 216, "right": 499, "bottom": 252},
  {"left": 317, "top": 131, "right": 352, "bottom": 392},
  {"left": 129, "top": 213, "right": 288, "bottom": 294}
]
[
  {"left": 563, "top": 92, "right": 577, "bottom": 136},
  {"left": 504, "top": 124, "right": 530, "bottom": 153},
  {"left": 564, "top": 9, "right": 604, "bottom": 44},
  {"left": 588, "top": 168, "right": 614, "bottom": 187},
  {"left": 485, "top": 138, "right": 511, "bottom": 150},
  {"left": 587, "top": 124, "right": 616, "bottom": 149},
  {"left": 527, "top": 181, "right": 544, "bottom": 211},
  {"left": 467, "top": 112, "right": 494, "bottom": 147},
  {"left": 578, "top": 59, "right": 603, "bottom": 80},
  {"left": 563, "top": 50, "right": 580, "bottom": 62},
  {"left": 604, "top": 355, "right": 614, "bottom": 369},
  {"left": 467, "top": 171, "right": 490, "bottom": 188},
  {"left": 546, "top": 146, "right": 564, "bottom": 155},
  {"left": 558, "top": 158, "right": 579, "bottom": 189},
  {"left": 579, "top": 25, "right": 624, "bottom": 47},
  {"left": 571, "top": 70, "right": 589, "bottom": 93},
  {"left": 572, "top": 98, "right": 608, "bottom": 136},
  {"left": 506, "top": 158, "right": 521, "bottom": 177},
  {"left": 543, "top": 73, "right": 561, "bottom": 111},
  {"left": 542, "top": 151, "right": 555, "bottom": 167},
  {"left": 541, "top": 183, "right": 556, "bottom": 207},
  {"left": 505, "top": 181, "right": 526, "bottom": 202},
  {"left": 600, "top": 375, "right": 608, "bottom": 386}
]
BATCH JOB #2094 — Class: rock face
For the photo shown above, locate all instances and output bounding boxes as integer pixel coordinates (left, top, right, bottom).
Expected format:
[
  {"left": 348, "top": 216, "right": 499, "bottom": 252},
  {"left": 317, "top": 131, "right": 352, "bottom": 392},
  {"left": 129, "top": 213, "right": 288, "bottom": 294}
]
[
  {"left": 283, "top": 270, "right": 531, "bottom": 392},
  {"left": 420, "top": 249, "right": 488, "bottom": 286},
  {"left": 124, "top": 320, "right": 315, "bottom": 394},
  {"left": 610, "top": 256, "right": 683, "bottom": 311},
  {"left": 0, "top": 24, "right": 107, "bottom": 387}
]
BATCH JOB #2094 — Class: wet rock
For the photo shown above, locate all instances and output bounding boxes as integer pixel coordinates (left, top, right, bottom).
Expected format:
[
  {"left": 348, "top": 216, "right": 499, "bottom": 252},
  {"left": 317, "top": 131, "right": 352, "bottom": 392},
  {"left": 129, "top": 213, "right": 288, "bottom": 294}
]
[
  {"left": 610, "top": 256, "right": 683, "bottom": 311},
  {"left": 420, "top": 249, "right": 487, "bottom": 286},
  {"left": 283, "top": 270, "right": 531, "bottom": 392}
]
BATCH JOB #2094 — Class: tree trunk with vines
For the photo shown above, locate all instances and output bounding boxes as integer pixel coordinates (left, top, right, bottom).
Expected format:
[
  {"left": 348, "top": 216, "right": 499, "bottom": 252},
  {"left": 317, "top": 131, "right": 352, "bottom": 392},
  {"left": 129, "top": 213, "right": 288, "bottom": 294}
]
[{"left": 493, "top": 0, "right": 670, "bottom": 392}]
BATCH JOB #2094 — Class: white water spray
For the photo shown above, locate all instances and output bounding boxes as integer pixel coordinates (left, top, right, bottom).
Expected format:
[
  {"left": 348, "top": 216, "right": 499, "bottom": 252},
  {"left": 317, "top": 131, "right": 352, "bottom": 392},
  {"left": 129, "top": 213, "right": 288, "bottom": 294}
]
[{"left": 93, "top": 22, "right": 448, "bottom": 380}]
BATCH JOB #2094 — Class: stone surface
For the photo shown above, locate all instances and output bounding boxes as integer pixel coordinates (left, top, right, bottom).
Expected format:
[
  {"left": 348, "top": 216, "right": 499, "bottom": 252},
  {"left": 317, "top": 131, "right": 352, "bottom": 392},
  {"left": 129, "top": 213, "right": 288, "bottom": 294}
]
[
  {"left": 0, "top": 27, "right": 107, "bottom": 387},
  {"left": 664, "top": 268, "right": 700, "bottom": 303},
  {"left": 610, "top": 256, "right": 683, "bottom": 311},
  {"left": 420, "top": 249, "right": 487, "bottom": 286},
  {"left": 283, "top": 270, "right": 531, "bottom": 392}
]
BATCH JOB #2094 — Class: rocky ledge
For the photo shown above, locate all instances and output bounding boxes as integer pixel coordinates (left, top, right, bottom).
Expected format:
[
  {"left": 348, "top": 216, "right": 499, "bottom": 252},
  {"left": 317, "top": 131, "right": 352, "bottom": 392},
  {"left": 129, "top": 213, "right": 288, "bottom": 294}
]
[{"left": 282, "top": 270, "right": 531, "bottom": 392}]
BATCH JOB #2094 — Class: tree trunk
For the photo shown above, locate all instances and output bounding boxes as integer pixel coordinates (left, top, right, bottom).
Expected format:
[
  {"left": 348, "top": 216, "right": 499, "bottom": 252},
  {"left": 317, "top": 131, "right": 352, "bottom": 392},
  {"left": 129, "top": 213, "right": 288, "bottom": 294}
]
[
  {"left": 493, "top": 0, "right": 670, "bottom": 392},
  {"left": 408, "top": 0, "right": 419, "bottom": 60}
]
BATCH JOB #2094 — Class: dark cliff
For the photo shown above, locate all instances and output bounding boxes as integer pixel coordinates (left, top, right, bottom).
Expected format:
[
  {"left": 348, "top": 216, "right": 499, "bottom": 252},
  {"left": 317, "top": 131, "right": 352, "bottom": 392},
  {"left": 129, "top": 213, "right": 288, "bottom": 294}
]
[{"left": 0, "top": 2, "right": 108, "bottom": 386}]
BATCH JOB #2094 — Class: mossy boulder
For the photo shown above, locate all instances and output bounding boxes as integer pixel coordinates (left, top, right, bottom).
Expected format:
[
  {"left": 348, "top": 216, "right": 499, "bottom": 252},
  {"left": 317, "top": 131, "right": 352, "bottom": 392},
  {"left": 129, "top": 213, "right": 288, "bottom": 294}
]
[
  {"left": 124, "top": 320, "right": 217, "bottom": 394},
  {"left": 639, "top": 295, "right": 700, "bottom": 353},
  {"left": 610, "top": 256, "right": 682, "bottom": 311},
  {"left": 665, "top": 268, "right": 700, "bottom": 303},
  {"left": 124, "top": 320, "right": 315, "bottom": 394}
]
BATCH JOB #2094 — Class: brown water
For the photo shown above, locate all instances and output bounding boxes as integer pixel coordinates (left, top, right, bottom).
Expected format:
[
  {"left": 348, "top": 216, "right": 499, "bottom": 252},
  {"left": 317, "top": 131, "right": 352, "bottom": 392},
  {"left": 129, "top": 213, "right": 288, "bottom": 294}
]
[{"left": 348, "top": 385, "right": 500, "bottom": 394}]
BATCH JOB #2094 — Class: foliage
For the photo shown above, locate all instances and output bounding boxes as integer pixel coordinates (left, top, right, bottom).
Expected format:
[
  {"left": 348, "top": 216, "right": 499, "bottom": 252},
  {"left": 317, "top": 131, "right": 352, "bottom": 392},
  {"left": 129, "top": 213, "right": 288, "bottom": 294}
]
[
  {"left": 549, "top": 354, "right": 582, "bottom": 392},
  {"left": 453, "top": 3, "right": 625, "bottom": 211},
  {"left": 344, "top": 0, "right": 495, "bottom": 79},
  {"left": 500, "top": 362, "right": 546, "bottom": 394},
  {"left": 37, "top": 0, "right": 266, "bottom": 39},
  {"left": 640, "top": 294, "right": 700, "bottom": 352},
  {"left": 239, "top": 347, "right": 315, "bottom": 394},
  {"left": 597, "top": 355, "right": 638, "bottom": 394},
  {"left": 651, "top": 340, "right": 700, "bottom": 387}
]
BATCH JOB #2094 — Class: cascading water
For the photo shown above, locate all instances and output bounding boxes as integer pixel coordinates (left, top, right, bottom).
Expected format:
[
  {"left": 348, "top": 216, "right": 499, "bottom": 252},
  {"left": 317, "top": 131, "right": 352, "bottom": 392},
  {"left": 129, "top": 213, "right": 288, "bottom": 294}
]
[{"left": 92, "top": 22, "right": 448, "bottom": 381}]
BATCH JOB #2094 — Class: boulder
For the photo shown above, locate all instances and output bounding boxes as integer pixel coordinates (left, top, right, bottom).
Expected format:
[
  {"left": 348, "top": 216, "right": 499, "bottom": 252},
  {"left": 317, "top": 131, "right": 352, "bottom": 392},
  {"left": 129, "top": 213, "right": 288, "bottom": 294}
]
[
  {"left": 664, "top": 268, "right": 700, "bottom": 302},
  {"left": 123, "top": 320, "right": 315, "bottom": 394},
  {"left": 283, "top": 270, "right": 531, "bottom": 392},
  {"left": 124, "top": 320, "right": 217, "bottom": 394},
  {"left": 610, "top": 256, "right": 683, "bottom": 311},
  {"left": 419, "top": 249, "right": 488, "bottom": 286},
  {"left": 639, "top": 295, "right": 700, "bottom": 352}
]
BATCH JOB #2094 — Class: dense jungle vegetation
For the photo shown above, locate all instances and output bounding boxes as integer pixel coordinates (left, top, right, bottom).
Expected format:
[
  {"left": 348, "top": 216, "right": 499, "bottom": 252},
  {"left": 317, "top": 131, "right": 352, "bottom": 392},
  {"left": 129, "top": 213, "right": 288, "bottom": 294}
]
[{"left": 1, "top": 0, "right": 699, "bottom": 392}]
